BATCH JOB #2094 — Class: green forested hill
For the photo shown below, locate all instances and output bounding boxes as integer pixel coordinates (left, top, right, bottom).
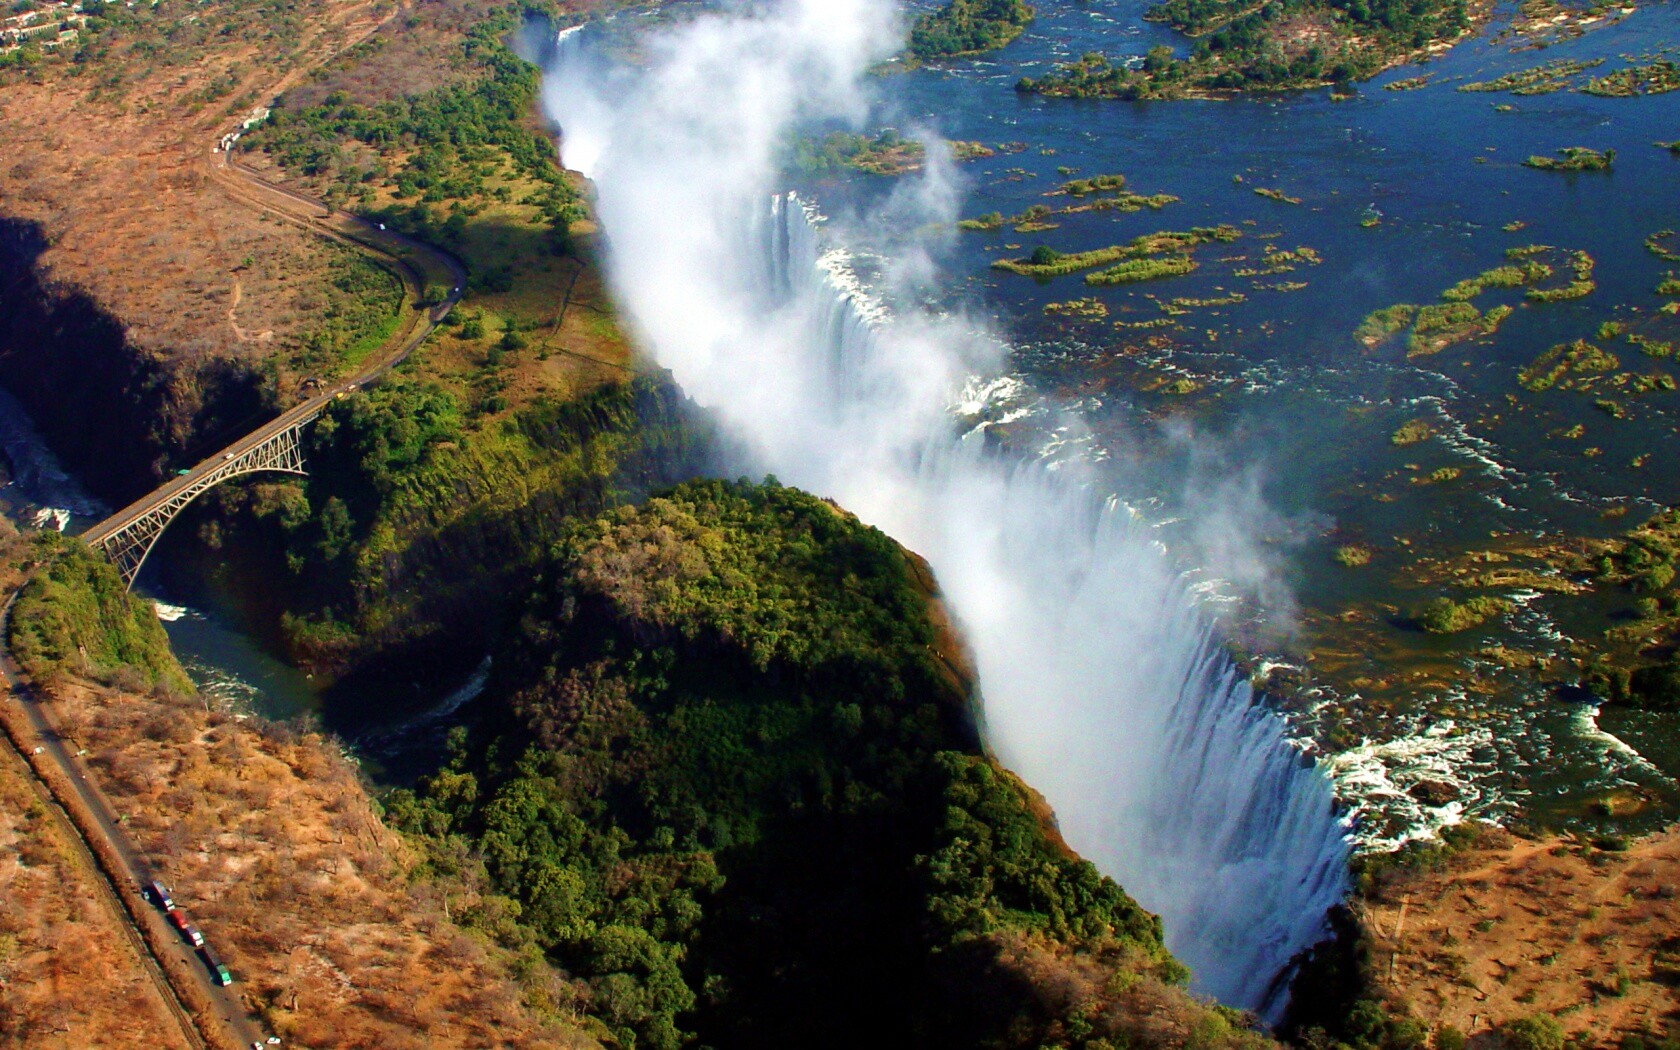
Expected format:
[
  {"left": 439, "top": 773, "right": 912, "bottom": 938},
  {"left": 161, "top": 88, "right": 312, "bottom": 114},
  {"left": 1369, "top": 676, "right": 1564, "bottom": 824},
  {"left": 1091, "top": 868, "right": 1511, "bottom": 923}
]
[{"left": 386, "top": 479, "right": 1272, "bottom": 1050}]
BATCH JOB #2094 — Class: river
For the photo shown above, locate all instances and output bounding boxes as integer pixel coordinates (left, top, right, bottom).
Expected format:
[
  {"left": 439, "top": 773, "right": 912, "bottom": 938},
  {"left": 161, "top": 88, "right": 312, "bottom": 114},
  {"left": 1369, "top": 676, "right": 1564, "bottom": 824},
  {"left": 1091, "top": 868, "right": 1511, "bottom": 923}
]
[
  {"left": 804, "top": 0, "right": 1680, "bottom": 843},
  {"left": 0, "top": 0, "right": 1675, "bottom": 1017}
]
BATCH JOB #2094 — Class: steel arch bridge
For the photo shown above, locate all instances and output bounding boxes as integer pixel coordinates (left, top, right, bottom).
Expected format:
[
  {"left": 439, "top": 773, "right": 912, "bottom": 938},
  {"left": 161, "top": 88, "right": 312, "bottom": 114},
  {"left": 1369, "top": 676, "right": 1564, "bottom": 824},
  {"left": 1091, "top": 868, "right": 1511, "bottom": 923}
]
[{"left": 80, "top": 412, "right": 320, "bottom": 589}]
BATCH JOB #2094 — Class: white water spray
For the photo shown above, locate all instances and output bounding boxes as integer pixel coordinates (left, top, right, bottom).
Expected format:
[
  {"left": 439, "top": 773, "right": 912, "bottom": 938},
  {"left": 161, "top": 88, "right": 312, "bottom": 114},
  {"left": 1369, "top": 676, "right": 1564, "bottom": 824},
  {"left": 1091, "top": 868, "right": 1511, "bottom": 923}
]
[{"left": 543, "top": 1, "right": 1350, "bottom": 1014}]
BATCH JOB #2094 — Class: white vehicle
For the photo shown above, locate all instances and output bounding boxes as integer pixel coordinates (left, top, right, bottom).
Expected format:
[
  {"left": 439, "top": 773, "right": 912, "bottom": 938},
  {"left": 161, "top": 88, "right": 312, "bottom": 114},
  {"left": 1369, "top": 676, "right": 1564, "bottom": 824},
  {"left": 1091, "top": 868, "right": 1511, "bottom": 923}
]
[{"left": 376, "top": 223, "right": 385, "bottom": 231}]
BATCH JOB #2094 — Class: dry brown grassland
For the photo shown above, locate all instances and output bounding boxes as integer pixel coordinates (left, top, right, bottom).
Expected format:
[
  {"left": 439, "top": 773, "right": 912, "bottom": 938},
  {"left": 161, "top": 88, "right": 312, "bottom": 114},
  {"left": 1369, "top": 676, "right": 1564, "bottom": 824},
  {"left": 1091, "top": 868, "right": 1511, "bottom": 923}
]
[
  {"left": 0, "top": 738, "right": 193, "bottom": 1049},
  {"left": 0, "top": 0, "right": 394, "bottom": 381},
  {"left": 1362, "top": 823, "right": 1680, "bottom": 1043},
  {"left": 40, "top": 668, "right": 600, "bottom": 1049}
]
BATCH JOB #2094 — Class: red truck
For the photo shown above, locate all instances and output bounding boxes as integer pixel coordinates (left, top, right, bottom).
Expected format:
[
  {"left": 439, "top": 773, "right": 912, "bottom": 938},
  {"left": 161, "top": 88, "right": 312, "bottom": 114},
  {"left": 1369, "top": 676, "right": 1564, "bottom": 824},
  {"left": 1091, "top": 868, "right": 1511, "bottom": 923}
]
[{"left": 166, "top": 908, "right": 205, "bottom": 947}]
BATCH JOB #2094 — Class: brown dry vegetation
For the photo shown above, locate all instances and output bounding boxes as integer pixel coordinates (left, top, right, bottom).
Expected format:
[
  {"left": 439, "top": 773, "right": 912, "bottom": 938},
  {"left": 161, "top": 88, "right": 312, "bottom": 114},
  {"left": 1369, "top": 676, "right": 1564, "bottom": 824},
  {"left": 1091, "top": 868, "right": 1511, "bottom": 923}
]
[
  {"left": 0, "top": 0, "right": 393, "bottom": 377},
  {"left": 39, "top": 674, "right": 598, "bottom": 1049},
  {"left": 1362, "top": 823, "right": 1680, "bottom": 1043},
  {"left": 0, "top": 742, "right": 191, "bottom": 1049}
]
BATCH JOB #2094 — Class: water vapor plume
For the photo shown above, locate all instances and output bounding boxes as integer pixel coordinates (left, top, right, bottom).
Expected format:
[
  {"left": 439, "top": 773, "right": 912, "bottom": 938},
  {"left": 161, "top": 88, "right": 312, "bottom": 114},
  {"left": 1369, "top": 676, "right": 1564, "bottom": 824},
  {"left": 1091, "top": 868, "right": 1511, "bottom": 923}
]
[{"left": 541, "top": 0, "right": 1350, "bottom": 1015}]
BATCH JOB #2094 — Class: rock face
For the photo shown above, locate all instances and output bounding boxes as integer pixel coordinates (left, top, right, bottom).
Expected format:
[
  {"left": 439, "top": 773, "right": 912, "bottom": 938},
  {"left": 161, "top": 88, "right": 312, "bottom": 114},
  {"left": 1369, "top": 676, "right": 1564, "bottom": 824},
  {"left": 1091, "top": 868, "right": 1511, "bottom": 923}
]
[{"left": 0, "top": 218, "right": 269, "bottom": 503}]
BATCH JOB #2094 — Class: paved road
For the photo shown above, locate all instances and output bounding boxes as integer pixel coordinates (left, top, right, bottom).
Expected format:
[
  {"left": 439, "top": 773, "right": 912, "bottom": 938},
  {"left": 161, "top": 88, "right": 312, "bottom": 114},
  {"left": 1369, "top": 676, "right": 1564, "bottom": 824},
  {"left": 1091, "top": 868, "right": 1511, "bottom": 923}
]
[
  {"left": 0, "top": 592, "right": 259, "bottom": 1050},
  {"left": 83, "top": 149, "right": 465, "bottom": 552}
]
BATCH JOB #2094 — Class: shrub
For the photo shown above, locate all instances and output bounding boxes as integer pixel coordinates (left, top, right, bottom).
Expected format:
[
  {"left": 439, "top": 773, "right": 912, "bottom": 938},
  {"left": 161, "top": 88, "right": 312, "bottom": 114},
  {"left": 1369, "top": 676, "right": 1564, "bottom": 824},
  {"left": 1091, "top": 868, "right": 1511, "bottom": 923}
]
[
  {"left": 1415, "top": 595, "right": 1512, "bottom": 634},
  {"left": 1391, "top": 418, "right": 1434, "bottom": 446},
  {"left": 1335, "top": 545, "right": 1372, "bottom": 567},
  {"left": 1501, "top": 1015, "right": 1566, "bottom": 1050},
  {"left": 8, "top": 534, "right": 193, "bottom": 694}
]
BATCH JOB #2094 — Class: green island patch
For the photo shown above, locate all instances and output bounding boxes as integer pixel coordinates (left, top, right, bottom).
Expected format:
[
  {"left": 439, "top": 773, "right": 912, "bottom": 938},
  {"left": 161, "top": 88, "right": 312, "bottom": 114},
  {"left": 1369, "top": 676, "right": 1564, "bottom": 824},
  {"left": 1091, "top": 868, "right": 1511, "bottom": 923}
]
[
  {"left": 1016, "top": 0, "right": 1477, "bottom": 99},
  {"left": 958, "top": 174, "right": 1178, "bottom": 231},
  {"left": 908, "top": 0, "right": 1036, "bottom": 61},
  {"left": 1414, "top": 594, "right": 1514, "bottom": 634},
  {"left": 794, "top": 129, "right": 994, "bottom": 177},
  {"left": 992, "top": 225, "right": 1241, "bottom": 283},
  {"left": 1459, "top": 57, "right": 1604, "bottom": 95},
  {"left": 1385, "top": 73, "right": 1433, "bottom": 91},
  {"left": 1355, "top": 253, "right": 1567, "bottom": 355},
  {"left": 1518, "top": 339, "right": 1620, "bottom": 392},
  {"left": 1043, "top": 297, "right": 1110, "bottom": 320},
  {"left": 1523, "top": 147, "right": 1615, "bottom": 172},
  {"left": 1582, "top": 61, "right": 1680, "bottom": 97}
]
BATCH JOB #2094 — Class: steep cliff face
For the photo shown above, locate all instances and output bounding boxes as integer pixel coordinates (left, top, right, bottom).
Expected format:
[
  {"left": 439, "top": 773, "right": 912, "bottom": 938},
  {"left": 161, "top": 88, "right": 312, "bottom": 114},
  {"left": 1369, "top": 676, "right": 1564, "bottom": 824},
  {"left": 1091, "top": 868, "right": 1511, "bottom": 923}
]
[{"left": 0, "top": 218, "right": 270, "bottom": 504}]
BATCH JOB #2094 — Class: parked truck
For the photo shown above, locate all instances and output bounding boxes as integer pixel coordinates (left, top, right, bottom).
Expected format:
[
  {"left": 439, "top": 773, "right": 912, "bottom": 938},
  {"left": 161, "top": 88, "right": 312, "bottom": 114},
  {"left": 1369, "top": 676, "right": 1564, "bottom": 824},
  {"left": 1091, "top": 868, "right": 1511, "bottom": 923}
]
[
  {"left": 198, "top": 945, "right": 233, "bottom": 987},
  {"left": 166, "top": 908, "right": 205, "bottom": 947},
  {"left": 146, "top": 880, "right": 173, "bottom": 910}
]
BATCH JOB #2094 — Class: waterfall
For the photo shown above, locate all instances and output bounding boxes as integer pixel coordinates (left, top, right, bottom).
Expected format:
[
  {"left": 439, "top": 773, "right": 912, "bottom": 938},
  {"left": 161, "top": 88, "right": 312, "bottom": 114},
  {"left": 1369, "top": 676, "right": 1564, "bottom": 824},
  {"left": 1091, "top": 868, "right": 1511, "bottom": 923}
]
[
  {"left": 778, "top": 192, "right": 1353, "bottom": 1014},
  {"left": 543, "top": 6, "right": 1351, "bottom": 1016}
]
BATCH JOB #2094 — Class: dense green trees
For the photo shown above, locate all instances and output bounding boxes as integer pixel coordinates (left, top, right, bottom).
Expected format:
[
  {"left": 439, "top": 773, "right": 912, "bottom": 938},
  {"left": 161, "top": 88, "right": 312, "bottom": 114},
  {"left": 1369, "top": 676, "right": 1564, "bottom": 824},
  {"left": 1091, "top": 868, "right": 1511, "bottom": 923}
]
[
  {"left": 385, "top": 479, "right": 1213, "bottom": 1049},
  {"left": 909, "top": 0, "right": 1035, "bottom": 60},
  {"left": 1019, "top": 0, "right": 1472, "bottom": 96},
  {"left": 212, "top": 374, "right": 706, "bottom": 672},
  {"left": 240, "top": 14, "right": 583, "bottom": 245},
  {"left": 8, "top": 533, "right": 193, "bottom": 693}
]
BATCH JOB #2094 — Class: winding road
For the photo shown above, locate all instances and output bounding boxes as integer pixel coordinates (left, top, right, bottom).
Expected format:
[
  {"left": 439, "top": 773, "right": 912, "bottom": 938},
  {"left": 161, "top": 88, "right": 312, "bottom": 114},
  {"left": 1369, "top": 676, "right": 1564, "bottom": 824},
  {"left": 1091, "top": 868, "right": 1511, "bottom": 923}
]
[
  {"left": 1, "top": 100, "right": 470, "bottom": 1048},
  {"left": 82, "top": 145, "right": 466, "bottom": 557}
]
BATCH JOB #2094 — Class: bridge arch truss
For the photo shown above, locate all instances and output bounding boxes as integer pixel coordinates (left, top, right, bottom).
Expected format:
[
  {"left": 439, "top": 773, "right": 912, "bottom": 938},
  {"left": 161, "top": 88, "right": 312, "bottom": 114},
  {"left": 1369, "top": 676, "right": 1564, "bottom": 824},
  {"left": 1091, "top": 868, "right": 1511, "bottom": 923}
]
[{"left": 83, "top": 415, "right": 316, "bottom": 589}]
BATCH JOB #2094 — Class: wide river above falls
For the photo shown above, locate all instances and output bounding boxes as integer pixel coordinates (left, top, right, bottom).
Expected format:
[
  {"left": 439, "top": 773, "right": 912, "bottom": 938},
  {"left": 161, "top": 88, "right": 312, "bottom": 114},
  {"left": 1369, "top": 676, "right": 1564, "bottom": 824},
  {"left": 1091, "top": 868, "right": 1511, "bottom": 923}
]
[
  {"left": 2, "top": 0, "right": 1676, "bottom": 851},
  {"left": 789, "top": 0, "right": 1680, "bottom": 845}
]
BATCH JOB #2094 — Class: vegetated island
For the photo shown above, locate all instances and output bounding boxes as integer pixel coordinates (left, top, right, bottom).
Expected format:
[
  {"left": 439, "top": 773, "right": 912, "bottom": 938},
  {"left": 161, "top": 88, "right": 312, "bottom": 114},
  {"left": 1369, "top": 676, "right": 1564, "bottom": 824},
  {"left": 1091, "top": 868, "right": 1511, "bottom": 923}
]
[
  {"left": 1016, "top": 0, "right": 1477, "bottom": 99},
  {"left": 1355, "top": 245, "right": 1595, "bottom": 356},
  {"left": 1523, "top": 146, "right": 1616, "bottom": 172},
  {"left": 959, "top": 172, "right": 1180, "bottom": 232},
  {"left": 908, "top": 0, "right": 1036, "bottom": 61},
  {"left": 793, "top": 128, "right": 994, "bottom": 177},
  {"left": 993, "top": 225, "right": 1241, "bottom": 285}
]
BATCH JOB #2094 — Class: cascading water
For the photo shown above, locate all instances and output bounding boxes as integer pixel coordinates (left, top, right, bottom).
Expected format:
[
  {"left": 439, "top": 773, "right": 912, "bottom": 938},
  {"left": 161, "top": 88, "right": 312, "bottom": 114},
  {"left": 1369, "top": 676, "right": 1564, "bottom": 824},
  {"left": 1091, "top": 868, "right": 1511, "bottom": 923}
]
[{"left": 544, "top": 1, "right": 1351, "bottom": 1016}]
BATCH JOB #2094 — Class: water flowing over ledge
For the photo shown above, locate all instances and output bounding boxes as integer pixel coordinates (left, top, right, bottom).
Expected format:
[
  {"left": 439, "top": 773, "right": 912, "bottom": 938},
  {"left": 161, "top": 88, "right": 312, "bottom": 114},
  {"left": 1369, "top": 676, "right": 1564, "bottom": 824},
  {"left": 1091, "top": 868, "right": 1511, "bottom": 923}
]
[
  {"left": 544, "top": 4, "right": 1350, "bottom": 1012},
  {"left": 751, "top": 195, "right": 1352, "bottom": 1013}
]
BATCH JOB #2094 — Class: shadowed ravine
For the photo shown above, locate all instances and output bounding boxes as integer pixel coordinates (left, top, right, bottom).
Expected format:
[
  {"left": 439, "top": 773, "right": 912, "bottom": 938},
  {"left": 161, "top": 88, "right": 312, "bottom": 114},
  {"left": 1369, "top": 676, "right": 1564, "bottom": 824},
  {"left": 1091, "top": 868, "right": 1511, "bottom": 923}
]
[{"left": 544, "top": 2, "right": 1351, "bottom": 1014}]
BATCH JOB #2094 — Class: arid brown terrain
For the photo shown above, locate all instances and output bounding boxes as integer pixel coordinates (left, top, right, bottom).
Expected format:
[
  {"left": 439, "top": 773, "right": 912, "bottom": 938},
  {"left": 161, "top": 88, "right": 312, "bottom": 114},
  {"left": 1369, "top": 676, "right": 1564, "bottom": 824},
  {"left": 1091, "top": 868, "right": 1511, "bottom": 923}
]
[
  {"left": 0, "top": 734, "right": 194, "bottom": 1049},
  {"left": 1363, "top": 824, "right": 1680, "bottom": 1044},
  {"left": 35, "top": 666, "right": 598, "bottom": 1048}
]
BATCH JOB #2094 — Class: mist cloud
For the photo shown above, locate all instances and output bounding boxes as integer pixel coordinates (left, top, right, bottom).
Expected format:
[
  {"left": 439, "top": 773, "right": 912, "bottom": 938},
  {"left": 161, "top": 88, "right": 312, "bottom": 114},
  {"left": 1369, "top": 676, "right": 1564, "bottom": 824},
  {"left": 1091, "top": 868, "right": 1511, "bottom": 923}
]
[{"left": 540, "top": 0, "right": 1349, "bottom": 1013}]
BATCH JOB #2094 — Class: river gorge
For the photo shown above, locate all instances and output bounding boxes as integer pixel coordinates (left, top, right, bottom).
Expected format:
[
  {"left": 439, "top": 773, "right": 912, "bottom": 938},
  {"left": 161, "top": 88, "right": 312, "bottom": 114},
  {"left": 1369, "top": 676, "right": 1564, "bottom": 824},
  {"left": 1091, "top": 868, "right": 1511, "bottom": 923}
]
[{"left": 1, "top": 0, "right": 1678, "bottom": 1028}]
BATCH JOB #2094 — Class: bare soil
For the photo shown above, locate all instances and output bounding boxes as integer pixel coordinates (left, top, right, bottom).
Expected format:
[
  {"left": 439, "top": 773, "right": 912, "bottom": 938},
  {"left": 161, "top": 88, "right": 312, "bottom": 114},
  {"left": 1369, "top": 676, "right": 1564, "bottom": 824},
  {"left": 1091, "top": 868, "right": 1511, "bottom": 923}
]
[{"left": 1363, "top": 824, "right": 1680, "bottom": 1043}]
